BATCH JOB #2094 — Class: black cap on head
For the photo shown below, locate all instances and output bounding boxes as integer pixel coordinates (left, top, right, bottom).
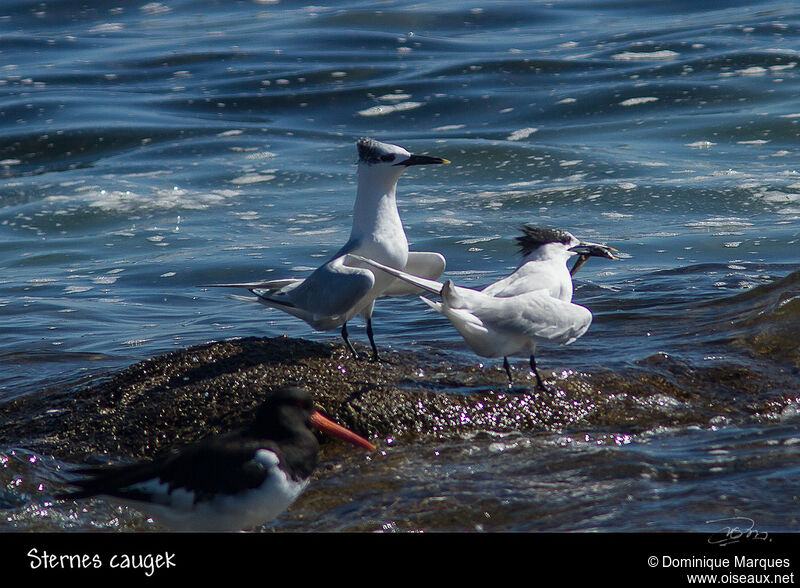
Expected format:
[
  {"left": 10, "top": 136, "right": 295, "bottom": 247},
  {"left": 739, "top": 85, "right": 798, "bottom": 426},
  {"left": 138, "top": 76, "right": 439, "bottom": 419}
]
[
  {"left": 357, "top": 137, "right": 449, "bottom": 167},
  {"left": 357, "top": 137, "right": 401, "bottom": 165},
  {"left": 515, "top": 225, "right": 575, "bottom": 257}
]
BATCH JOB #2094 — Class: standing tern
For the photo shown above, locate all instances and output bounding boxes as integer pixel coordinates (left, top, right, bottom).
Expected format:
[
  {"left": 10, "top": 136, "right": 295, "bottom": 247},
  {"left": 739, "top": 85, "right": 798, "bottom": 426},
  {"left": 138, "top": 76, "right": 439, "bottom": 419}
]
[
  {"left": 57, "top": 386, "right": 375, "bottom": 532},
  {"left": 349, "top": 225, "right": 617, "bottom": 390},
  {"left": 208, "top": 138, "right": 449, "bottom": 361}
]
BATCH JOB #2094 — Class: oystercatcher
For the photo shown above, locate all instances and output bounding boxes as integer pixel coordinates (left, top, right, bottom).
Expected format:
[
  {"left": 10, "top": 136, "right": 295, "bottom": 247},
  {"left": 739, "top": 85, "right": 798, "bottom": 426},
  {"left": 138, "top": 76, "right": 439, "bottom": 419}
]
[{"left": 58, "top": 386, "right": 375, "bottom": 531}]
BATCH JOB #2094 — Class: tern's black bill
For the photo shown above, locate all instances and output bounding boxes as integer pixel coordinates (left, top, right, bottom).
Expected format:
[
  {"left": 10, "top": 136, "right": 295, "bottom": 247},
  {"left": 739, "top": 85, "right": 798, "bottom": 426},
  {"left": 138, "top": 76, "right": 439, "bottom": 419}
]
[
  {"left": 395, "top": 154, "right": 450, "bottom": 166},
  {"left": 569, "top": 241, "right": 619, "bottom": 276},
  {"left": 569, "top": 241, "right": 618, "bottom": 260}
]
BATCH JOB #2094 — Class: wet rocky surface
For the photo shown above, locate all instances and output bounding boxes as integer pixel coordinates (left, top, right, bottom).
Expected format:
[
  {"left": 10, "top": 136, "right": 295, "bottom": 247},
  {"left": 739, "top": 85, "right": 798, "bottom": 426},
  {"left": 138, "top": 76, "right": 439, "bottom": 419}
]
[{"left": 1, "top": 334, "right": 798, "bottom": 464}]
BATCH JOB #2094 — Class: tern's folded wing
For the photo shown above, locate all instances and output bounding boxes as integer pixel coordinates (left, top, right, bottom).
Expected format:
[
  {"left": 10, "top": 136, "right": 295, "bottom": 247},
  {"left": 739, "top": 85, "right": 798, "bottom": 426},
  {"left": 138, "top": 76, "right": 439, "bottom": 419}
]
[
  {"left": 476, "top": 291, "right": 593, "bottom": 346},
  {"left": 480, "top": 261, "right": 572, "bottom": 302},
  {"left": 275, "top": 258, "right": 375, "bottom": 322}
]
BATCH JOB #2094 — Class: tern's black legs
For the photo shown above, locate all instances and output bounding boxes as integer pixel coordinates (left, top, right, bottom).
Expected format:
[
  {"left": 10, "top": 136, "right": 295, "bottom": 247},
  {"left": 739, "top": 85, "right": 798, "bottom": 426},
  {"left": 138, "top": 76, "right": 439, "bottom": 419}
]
[
  {"left": 503, "top": 357, "right": 513, "bottom": 386},
  {"left": 503, "top": 356, "right": 549, "bottom": 391},
  {"left": 529, "top": 355, "right": 548, "bottom": 392},
  {"left": 341, "top": 323, "right": 360, "bottom": 360},
  {"left": 366, "top": 318, "right": 380, "bottom": 362},
  {"left": 342, "top": 320, "right": 381, "bottom": 362}
]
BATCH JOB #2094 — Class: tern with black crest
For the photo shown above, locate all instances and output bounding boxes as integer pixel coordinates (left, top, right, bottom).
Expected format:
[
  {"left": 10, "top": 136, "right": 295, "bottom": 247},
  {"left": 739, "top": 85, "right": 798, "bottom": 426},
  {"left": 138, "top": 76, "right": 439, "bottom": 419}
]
[
  {"left": 207, "top": 138, "right": 449, "bottom": 361},
  {"left": 350, "top": 226, "right": 617, "bottom": 390}
]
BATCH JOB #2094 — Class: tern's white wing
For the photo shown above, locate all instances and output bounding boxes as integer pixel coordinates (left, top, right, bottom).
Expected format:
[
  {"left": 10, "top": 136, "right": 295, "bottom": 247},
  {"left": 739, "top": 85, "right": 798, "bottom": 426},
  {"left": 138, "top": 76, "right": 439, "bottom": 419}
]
[
  {"left": 480, "top": 258, "right": 574, "bottom": 302},
  {"left": 473, "top": 290, "right": 593, "bottom": 346},
  {"left": 381, "top": 251, "right": 446, "bottom": 296},
  {"left": 254, "top": 257, "right": 375, "bottom": 330},
  {"left": 422, "top": 281, "right": 592, "bottom": 358}
]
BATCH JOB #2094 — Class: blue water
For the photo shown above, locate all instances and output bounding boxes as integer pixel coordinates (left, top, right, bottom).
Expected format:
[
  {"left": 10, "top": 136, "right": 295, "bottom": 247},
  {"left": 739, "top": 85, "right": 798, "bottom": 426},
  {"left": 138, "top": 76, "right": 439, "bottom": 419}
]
[{"left": 1, "top": 0, "right": 799, "bottom": 532}]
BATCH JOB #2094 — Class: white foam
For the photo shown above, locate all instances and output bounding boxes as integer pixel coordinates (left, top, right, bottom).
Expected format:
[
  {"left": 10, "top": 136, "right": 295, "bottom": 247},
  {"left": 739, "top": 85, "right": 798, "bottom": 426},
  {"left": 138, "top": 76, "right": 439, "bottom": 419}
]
[
  {"left": 686, "top": 217, "right": 754, "bottom": 229},
  {"left": 619, "top": 96, "right": 658, "bottom": 106},
  {"left": 358, "top": 102, "right": 423, "bottom": 117},
  {"left": 507, "top": 127, "right": 538, "bottom": 141},
  {"left": 64, "top": 286, "right": 93, "bottom": 294},
  {"left": 230, "top": 173, "right": 276, "bottom": 185},
  {"left": 141, "top": 2, "right": 172, "bottom": 15},
  {"left": 89, "top": 23, "right": 124, "bottom": 33},
  {"left": 376, "top": 93, "right": 412, "bottom": 102},
  {"left": 612, "top": 50, "right": 679, "bottom": 61},
  {"left": 72, "top": 186, "right": 238, "bottom": 212},
  {"left": 27, "top": 278, "right": 58, "bottom": 287},
  {"left": 737, "top": 66, "right": 768, "bottom": 76}
]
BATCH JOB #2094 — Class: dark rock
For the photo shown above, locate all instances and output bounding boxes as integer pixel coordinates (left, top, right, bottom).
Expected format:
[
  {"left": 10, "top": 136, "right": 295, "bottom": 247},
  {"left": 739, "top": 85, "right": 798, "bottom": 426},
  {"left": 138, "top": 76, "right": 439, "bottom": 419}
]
[{"left": 1, "top": 336, "right": 798, "bottom": 463}]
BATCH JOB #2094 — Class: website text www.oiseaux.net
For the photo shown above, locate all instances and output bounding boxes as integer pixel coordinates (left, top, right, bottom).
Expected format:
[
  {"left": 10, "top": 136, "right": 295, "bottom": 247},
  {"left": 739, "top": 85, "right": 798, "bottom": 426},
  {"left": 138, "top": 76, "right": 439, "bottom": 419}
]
[{"left": 650, "top": 555, "right": 794, "bottom": 584}]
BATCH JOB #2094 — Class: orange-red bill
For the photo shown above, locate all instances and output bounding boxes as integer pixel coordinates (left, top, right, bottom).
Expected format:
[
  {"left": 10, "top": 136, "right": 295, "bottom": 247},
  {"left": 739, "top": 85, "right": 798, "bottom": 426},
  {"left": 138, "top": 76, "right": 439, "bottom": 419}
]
[{"left": 310, "top": 411, "right": 376, "bottom": 451}]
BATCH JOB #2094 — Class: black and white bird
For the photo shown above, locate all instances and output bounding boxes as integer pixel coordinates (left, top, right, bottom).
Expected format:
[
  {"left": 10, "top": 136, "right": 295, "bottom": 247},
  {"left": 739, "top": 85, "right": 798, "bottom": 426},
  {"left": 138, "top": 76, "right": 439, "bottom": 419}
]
[
  {"left": 208, "top": 138, "right": 449, "bottom": 361},
  {"left": 350, "top": 226, "right": 617, "bottom": 390},
  {"left": 57, "top": 386, "right": 376, "bottom": 532}
]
